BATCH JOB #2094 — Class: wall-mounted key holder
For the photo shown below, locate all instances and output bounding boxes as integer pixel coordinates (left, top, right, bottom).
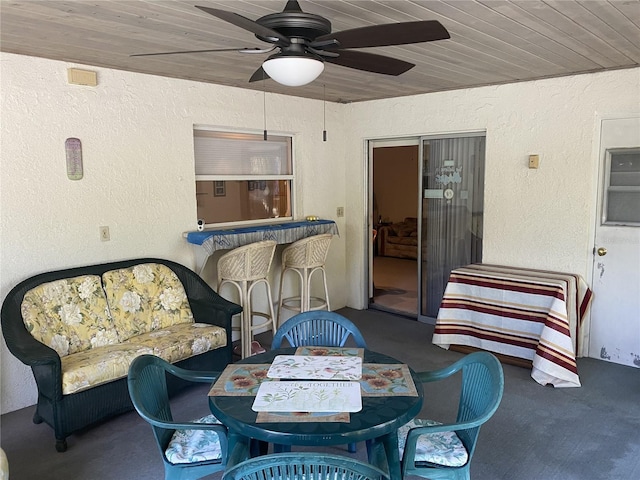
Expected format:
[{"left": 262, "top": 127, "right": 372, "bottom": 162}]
[{"left": 65, "top": 137, "right": 83, "bottom": 180}]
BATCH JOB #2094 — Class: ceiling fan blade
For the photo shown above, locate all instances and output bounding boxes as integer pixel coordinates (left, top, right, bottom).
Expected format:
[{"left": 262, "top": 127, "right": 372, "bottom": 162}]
[
  {"left": 130, "top": 47, "right": 274, "bottom": 57},
  {"left": 196, "top": 6, "right": 290, "bottom": 46},
  {"left": 326, "top": 50, "right": 414, "bottom": 76},
  {"left": 313, "top": 20, "right": 449, "bottom": 49},
  {"left": 249, "top": 66, "right": 271, "bottom": 83},
  {"left": 307, "top": 45, "right": 339, "bottom": 58}
]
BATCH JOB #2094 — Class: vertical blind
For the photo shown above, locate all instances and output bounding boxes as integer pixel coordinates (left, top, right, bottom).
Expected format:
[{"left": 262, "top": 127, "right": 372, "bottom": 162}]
[{"left": 421, "top": 135, "right": 486, "bottom": 318}]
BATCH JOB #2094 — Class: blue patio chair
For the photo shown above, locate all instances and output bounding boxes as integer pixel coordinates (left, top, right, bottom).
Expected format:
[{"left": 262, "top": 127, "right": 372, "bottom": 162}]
[
  {"left": 272, "top": 310, "right": 367, "bottom": 349},
  {"left": 272, "top": 310, "right": 367, "bottom": 453},
  {"left": 222, "top": 447, "right": 390, "bottom": 480},
  {"left": 398, "top": 352, "right": 504, "bottom": 480},
  {"left": 127, "top": 354, "right": 229, "bottom": 480}
]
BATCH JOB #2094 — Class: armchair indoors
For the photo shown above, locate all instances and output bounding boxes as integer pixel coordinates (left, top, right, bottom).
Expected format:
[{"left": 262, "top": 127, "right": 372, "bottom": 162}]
[
  {"left": 377, "top": 217, "right": 418, "bottom": 259},
  {"left": 398, "top": 352, "right": 504, "bottom": 480},
  {"left": 127, "top": 354, "right": 229, "bottom": 480}
]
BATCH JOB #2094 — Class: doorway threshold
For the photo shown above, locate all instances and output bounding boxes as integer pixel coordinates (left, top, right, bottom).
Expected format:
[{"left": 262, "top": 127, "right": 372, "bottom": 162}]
[{"left": 368, "top": 303, "right": 417, "bottom": 320}]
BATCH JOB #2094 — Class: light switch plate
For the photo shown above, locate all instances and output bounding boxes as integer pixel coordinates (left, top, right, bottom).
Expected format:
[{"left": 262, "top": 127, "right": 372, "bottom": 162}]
[{"left": 99, "top": 226, "right": 110, "bottom": 242}]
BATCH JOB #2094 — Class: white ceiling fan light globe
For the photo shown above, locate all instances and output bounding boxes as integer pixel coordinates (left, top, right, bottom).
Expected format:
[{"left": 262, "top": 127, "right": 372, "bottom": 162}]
[{"left": 262, "top": 56, "right": 324, "bottom": 87}]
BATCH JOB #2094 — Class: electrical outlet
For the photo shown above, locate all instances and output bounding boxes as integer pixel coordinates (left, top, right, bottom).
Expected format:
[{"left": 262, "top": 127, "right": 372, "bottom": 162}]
[
  {"left": 99, "top": 226, "right": 110, "bottom": 242},
  {"left": 336, "top": 207, "right": 344, "bottom": 217}
]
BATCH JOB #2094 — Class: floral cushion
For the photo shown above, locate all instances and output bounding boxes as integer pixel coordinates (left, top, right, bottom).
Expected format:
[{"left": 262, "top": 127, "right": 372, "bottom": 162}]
[
  {"left": 165, "top": 414, "right": 224, "bottom": 464},
  {"left": 397, "top": 418, "right": 469, "bottom": 467},
  {"left": 123, "top": 323, "right": 227, "bottom": 363},
  {"left": 61, "top": 343, "right": 153, "bottom": 394},
  {"left": 21, "top": 275, "right": 120, "bottom": 356},
  {"left": 102, "top": 263, "right": 193, "bottom": 341}
]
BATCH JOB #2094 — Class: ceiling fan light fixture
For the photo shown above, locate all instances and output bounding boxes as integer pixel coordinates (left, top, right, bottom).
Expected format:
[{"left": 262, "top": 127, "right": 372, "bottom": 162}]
[{"left": 262, "top": 55, "right": 324, "bottom": 86}]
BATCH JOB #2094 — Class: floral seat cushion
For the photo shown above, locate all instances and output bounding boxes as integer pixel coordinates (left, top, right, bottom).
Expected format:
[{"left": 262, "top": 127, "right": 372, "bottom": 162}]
[
  {"left": 123, "top": 323, "right": 227, "bottom": 363},
  {"left": 165, "top": 414, "right": 224, "bottom": 464},
  {"left": 61, "top": 343, "right": 153, "bottom": 394},
  {"left": 102, "top": 263, "right": 194, "bottom": 341},
  {"left": 397, "top": 418, "right": 469, "bottom": 467},
  {"left": 21, "top": 275, "right": 120, "bottom": 356}
]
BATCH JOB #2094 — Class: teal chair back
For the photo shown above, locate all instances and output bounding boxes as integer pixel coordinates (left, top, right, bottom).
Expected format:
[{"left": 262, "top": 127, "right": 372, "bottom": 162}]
[
  {"left": 401, "top": 352, "right": 504, "bottom": 480},
  {"left": 271, "top": 311, "right": 367, "bottom": 454},
  {"left": 272, "top": 311, "right": 367, "bottom": 349},
  {"left": 222, "top": 452, "right": 389, "bottom": 480},
  {"left": 128, "top": 354, "right": 229, "bottom": 480}
]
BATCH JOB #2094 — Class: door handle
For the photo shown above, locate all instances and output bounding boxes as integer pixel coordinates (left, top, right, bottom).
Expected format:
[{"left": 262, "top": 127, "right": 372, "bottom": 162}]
[{"left": 597, "top": 247, "right": 607, "bottom": 256}]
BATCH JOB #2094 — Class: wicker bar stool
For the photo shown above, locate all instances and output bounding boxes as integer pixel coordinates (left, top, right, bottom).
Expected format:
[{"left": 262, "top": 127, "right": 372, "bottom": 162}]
[
  {"left": 277, "top": 233, "right": 333, "bottom": 324},
  {"left": 218, "top": 240, "right": 277, "bottom": 359}
]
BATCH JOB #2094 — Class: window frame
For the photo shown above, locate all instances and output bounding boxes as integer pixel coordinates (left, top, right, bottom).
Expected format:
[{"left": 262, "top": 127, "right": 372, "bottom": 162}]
[
  {"left": 602, "top": 147, "right": 640, "bottom": 227},
  {"left": 194, "top": 126, "right": 296, "bottom": 228}
]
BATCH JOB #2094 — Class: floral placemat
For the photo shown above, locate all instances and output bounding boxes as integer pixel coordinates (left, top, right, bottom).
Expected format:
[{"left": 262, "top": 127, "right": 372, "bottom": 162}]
[
  {"left": 267, "top": 355, "right": 362, "bottom": 380},
  {"left": 256, "top": 411, "right": 350, "bottom": 423},
  {"left": 208, "top": 364, "right": 272, "bottom": 396},
  {"left": 209, "top": 362, "right": 418, "bottom": 399},
  {"left": 294, "top": 347, "right": 365, "bottom": 358},
  {"left": 252, "top": 381, "right": 362, "bottom": 412},
  {"left": 359, "top": 364, "right": 418, "bottom": 397}
]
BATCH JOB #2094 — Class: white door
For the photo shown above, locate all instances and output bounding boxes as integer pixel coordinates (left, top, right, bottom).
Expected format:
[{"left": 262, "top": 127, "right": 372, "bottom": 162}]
[{"left": 589, "top": 116, "right": 640, "bottom": 368}]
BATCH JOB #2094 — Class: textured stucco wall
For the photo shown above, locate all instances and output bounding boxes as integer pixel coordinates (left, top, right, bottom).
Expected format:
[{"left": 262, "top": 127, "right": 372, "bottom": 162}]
[
  {"left": 342, "top": 68, "right": 640, "bottom": 311},
  {"left": 0, "top": 53, "right": 347, "bottom": 413},
  {"left": 2, "top": 51, "right": 638, "bottom": 413}
]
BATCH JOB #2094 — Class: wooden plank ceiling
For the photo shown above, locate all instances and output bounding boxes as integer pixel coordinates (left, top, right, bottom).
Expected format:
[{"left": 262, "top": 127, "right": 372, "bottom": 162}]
[{"left": 1, "top": 0, "right": 638, "bottom": 103}]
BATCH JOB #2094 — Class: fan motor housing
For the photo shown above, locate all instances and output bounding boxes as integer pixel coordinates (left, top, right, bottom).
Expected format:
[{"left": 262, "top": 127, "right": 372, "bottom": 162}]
[{"left": 257, "top": 12, "right": 331, "bottom": 42}]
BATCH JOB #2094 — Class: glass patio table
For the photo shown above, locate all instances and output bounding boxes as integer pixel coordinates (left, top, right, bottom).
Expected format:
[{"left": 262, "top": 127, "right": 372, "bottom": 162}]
[{"left": 208, "top": 347, "right": 424, "bottom": 480}]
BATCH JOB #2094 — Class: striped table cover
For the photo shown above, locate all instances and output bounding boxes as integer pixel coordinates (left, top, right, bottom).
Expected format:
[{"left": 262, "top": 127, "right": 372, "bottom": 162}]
[{"left": 432, "top": 264, "right": 593, "bottom": 388}]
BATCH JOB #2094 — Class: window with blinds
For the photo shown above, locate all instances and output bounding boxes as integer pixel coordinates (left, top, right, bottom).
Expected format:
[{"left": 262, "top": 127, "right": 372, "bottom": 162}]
[
  {"left": 194, "top": 129, "right": 294, "bottom": 226},
  {"left": 603, "top": 148, "right": 640, "bottom": 225}
]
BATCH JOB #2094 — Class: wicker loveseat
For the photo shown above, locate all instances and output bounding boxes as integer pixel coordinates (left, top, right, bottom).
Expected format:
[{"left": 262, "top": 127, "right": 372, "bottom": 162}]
[
  {"left": 377, "top": 217, "right": 418, "bottom": 260},
  {"left": 1, "top": 258, "right": 241, "bottom": 452}
]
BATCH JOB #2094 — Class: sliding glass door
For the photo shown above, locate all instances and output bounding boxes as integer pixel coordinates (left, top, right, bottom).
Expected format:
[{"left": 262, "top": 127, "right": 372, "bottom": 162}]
[{"left": 418, "top": 134, "right": 485, "bottom": 322}]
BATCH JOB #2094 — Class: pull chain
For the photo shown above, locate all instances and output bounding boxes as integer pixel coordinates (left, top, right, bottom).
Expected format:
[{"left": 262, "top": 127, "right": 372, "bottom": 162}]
[
  {"left": 263, "top": 72, "right": 267, "bottom": 141},
  {"left": 323, "top": 84, "right": 327, "bottom": 142}
]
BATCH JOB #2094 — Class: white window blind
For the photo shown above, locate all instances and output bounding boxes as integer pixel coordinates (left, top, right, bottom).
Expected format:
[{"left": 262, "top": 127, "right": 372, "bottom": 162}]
[
  {"left": 604, "top": 149, "right": 640, "bottom": 225},
  {"left": 194, "top": 130, "right": 292, "bottom": 176},
  {"left": 193, "top": 129, "right": 294, "bottom": 226}
]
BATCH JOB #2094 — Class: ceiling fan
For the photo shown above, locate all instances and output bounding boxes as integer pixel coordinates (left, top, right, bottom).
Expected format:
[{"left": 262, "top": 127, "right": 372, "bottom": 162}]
[{"left": 132, "top": 1, "right": 450, "bottom": 87}]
